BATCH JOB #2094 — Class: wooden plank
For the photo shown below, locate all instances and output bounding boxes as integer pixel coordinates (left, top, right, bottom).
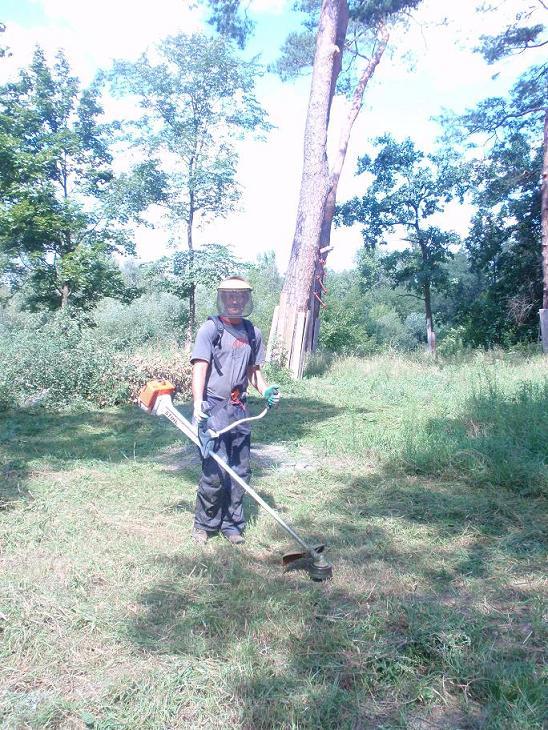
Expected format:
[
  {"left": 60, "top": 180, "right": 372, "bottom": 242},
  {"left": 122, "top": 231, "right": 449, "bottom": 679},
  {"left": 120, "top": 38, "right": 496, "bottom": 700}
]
[
  {"left": 265, "top": 305, "right": 279, "bottom": 363},
  {"left": 299, "top": 309, "right": 313, "bottom": 378},
  {"left": 290, "top": 311, "right": 306, "bottom": 379}
]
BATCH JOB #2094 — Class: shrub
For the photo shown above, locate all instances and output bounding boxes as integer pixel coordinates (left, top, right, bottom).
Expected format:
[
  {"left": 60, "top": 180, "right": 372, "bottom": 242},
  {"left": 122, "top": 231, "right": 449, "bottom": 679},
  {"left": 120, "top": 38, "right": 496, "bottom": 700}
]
[
  {"left": 90, "top": 294, "right": 187, "bottom": 351},
  {"left": 369, "top": 304, "right": 418, "bottom": 351},
  {"left": 303, "top": 350, "right": 333, "bottom": 378},
  {"left": 437, "top": 325, "right": 468, "bottom": 357},
  {"left": 0, "top": 309, "right": 192, "bottom": 410},
  {"left": 123, "top": 350, "right": 192, "bottom": 403}
]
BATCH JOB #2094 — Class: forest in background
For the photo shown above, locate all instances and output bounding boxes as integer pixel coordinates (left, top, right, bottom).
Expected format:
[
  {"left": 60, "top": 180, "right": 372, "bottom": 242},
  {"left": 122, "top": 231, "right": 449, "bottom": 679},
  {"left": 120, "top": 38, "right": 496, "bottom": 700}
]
[{"left": 0, "top": 2, "right": 546, "bottom": 409}]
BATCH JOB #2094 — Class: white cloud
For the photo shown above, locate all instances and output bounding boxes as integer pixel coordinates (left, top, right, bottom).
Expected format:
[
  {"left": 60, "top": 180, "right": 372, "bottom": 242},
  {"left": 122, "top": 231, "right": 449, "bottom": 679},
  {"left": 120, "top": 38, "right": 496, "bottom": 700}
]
[{"left": 3, "top": 0, "right": 204, "bottom": 83}]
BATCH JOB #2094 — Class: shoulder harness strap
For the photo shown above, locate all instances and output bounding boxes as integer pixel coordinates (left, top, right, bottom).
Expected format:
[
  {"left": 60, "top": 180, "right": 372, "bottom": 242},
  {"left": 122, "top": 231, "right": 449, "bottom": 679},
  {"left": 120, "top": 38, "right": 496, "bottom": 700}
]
[
  {"left": 207, "top": 315, "right": 224, "bottom": 375},
  {"left": 242, "top": 319, "right": 257, "bottom": 365},
  {"left": 207, "top": 316, "right": 258, "bottom": 375}
]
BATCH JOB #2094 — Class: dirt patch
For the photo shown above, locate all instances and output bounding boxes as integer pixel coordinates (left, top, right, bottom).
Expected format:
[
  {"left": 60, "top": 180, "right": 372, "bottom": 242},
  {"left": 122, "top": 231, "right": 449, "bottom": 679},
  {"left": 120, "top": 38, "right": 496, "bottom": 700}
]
[
  {"left": 156, "top": 442, "right": 317, "bottom": 473},
  {"left": 252, "top": 443, "right": 316, "bottom": 471}
]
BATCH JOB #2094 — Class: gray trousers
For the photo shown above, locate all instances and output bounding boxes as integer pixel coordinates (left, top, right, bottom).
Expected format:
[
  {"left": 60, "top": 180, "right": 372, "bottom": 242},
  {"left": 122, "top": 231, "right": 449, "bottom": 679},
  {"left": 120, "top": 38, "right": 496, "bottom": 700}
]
[{"left": 194, "top": 428, "right": 251, "bottom": 535}]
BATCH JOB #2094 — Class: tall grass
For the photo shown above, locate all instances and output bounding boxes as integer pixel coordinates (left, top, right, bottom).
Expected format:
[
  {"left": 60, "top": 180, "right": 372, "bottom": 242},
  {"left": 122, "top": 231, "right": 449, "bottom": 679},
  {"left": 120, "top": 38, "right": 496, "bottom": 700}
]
[{"left": 297, "top": 351, "right": 547, "bottom": 496}]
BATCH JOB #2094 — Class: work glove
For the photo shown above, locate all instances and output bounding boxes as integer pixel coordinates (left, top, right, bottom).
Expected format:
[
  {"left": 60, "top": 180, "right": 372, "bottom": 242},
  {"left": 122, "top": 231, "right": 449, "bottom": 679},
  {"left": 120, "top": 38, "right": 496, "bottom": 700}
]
[
  {"left": 193, "top": 402, "right": 210, "bottom": 426},
  {"left": 263, "top": 384, "right": 280, "bottom": 408}
]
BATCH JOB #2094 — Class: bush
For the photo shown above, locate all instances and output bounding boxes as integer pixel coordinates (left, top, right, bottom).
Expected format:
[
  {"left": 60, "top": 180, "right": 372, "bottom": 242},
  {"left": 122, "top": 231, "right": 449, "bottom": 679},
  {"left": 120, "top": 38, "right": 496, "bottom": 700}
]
[
  {"left": 369, "top": 304, "right": 419, "bottom": 351},
  {"left": 91, "top": 294, "right": 187, "bottom": 351},
  {"left": 303, "top": 350, "right": 333, "bottom": 378},
  {"left": 0, "top": 313, "right": 119, "bottom": 408},
  {"left": 0, "top": 308, "right": 192, "bottom": 410},
  {"left": 437, "top": 325, "right": 468, "bottom": 357},
  {"left": 123, "top": 350, "right": 192, "bottom": 403}
]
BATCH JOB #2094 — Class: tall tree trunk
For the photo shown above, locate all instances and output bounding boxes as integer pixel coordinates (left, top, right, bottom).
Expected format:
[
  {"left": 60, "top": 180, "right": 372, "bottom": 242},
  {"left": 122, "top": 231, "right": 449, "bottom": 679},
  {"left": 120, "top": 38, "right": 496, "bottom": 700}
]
[
  {"left": 540, "top": 109, "right": 548, "bottom": 353},
  {"left": 61, "top": 282, "right": 70, "bottom": 308},
  {"left": 268, "top": 0, "right": 349, "bottom": 375},
  {"left": 185, "top": 202, "right": 195, "bottom": 349},
  {"left": 419, "top": 238, "right": 436, "bottom": 354},
  {"left": 424, "top": 280, "right": 436, "bottom": 355},
  {"left": 306, "top": 24, "right": 389, "bottom": 353}
]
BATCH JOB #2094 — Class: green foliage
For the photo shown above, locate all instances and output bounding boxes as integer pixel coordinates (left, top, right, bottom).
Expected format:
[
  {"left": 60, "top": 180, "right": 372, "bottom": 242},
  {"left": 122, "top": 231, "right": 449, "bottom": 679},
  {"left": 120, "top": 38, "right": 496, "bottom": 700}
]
[
  {"left": 111, "top": 33, "right": 269, "bottom": 241},
  {"left": 272, "top": 30, "right": 317, "bottom": 81},
  {"left": 443, "top": 75, "right": 544, "bottom": 345},
  {"left": 200, "top": 0, "right": 255, "bottom": 49},
  {"left": 458, "top": 64, "right": 546, "bottom": 136},
  {"left": 21, "top": 243, "right": 127, "bottom": 311},
  {"left": 337, "top": 136, "right": 465, "bottom": 342},
  {"left": 436, "top": 324, "right": 468, "bottom": 357},
  {"left": 318, "top": 268, "right": 424, "bottom": 354},
  {"left": 244, "top": 251, "right": 283, "bottom": 339},
  {"left": 90, "top": 294, "right": 187, "bottom": 351},
  {"left": 172, "top": 245, "right": 239, "bottom": 299},
  {"left": 319, "top": 270, "right": 375, "bottom": 355},
  {"left": 111, "top": 33, "right": 269, "bottom": 332},
  {"left": 475, "top": 2, "right": 547, "bottom": 64},
  {"left": 348, "top": 0, "right": 422, "bottom": 26},
  {"left": 0, "top": 303, "right": 192, "bottom": 409},
  {"left": 0, "top": 48, "right": 136, "bottom": 309},
  {"left": 0, "top": 310, "right": 123, "bottom": 408},
  {"left": 0, "top": 22, "right": 10, "bottom": 59},
  {"left": 436, "top": 5, "right": 546, "bottom": 348}
]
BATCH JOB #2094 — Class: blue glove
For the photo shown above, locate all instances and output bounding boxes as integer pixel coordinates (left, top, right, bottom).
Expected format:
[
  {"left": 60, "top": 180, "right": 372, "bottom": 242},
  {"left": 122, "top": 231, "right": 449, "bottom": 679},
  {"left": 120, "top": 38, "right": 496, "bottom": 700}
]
[{"left": 263, "top": 384, "right": 280, "bottom": 408}]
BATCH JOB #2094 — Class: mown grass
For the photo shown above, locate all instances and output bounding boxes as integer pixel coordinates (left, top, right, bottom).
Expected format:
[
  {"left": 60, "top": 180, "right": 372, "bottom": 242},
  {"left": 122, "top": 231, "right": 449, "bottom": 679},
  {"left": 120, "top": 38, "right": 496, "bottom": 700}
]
[{"left": 1, "top": 351, "right": 546, "bottom": 729}]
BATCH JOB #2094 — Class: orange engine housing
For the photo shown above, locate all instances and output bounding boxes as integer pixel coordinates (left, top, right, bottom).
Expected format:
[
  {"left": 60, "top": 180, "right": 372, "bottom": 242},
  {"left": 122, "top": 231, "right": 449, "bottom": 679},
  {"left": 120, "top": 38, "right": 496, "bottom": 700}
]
[{"left": 138, "top": 380, "right": 176, "bottom": 410}]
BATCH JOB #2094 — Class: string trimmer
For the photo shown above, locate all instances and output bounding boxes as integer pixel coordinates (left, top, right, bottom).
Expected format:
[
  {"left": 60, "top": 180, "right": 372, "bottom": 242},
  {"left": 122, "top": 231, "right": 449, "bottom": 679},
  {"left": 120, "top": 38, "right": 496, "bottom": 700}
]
[{"left": 138, "top": 380, "right": 333, "bottom": 581}]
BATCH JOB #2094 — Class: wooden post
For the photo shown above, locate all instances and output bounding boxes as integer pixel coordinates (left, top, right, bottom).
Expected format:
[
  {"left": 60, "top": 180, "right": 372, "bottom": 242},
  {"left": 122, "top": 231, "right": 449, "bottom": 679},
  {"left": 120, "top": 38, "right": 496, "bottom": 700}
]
[
  {"left": 289, "top": 311, "right": 306, "bottom": 379},
  {"left": 265, "top": 305, "right": 279, "bottom": 363},
  {"left": 540, "top": 309, "right": 548, "bottom": 353},
  {"left": 299, "top": 309, "right": 313, "bottom": 378}
]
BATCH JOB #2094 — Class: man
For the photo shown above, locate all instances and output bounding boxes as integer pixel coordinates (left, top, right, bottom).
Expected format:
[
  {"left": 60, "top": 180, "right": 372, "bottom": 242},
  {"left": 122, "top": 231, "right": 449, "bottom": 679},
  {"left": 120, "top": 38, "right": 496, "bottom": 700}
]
[{"left": 190, "top": 276, "right": 280, "bottom": 545}]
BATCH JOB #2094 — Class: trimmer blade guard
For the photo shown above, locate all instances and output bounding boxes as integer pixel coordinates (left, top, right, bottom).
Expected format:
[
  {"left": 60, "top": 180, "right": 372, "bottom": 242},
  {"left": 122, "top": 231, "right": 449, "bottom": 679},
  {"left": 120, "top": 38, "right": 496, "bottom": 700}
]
[{"left": 282, "top": 544, "right": 333, "bottom": 581}]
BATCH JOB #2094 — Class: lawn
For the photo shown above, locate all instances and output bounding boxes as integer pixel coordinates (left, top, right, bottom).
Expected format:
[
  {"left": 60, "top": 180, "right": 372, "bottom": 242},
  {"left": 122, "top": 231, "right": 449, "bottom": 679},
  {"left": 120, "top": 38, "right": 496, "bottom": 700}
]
[{"left": 1, "top": 352, "right": 546, "bottom": 729}]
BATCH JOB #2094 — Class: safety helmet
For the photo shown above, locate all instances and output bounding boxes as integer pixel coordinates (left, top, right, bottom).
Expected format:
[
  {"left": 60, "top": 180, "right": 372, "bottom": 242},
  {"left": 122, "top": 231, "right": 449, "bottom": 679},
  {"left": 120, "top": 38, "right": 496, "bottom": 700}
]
[{"left": 217, "top": 276, "right": 253, "bottom": 318}]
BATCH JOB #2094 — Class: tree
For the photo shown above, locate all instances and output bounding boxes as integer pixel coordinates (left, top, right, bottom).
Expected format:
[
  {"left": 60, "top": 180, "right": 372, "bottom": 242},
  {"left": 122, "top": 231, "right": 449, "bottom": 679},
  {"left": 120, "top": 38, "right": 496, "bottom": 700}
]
[
  {"left": 111, "top": 33, "right": 269, "bottom": 342},
  {"left": 454, "top": 127, "right": 543, "bottom": 346},
  {"left": 201, "top": 0, "right": 422, "bottom": 376},
  {"left": 0, "top": 22, "right": 11, "bottom": 59},
  {"left": 148, "top": 243, "right": 239, "bottom": 300},
  {"left": 336, "top": 135, "right": 465, "bottom": 353},
  {"left": 0, "top": 48, "right": 134, "bottom": 310},
  {"left": 244, "top": 250, "right": 283, "bottom": 340},
  {"left": 465, "top": 0, "right": 547, "bottom": 350}
]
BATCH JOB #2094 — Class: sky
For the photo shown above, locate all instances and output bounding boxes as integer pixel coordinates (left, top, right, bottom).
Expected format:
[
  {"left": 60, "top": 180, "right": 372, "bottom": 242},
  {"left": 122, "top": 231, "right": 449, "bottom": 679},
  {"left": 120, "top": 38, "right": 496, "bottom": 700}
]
[{"left": 1, "top": 0, "right": 544, "bottom": 273}]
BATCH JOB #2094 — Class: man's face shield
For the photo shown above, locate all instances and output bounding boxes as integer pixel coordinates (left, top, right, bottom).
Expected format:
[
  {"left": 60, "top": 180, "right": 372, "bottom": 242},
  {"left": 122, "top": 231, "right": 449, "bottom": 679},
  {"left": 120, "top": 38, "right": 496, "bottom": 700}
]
[{"left": 217, "top": 288, "right": 253, "bottom": 318}]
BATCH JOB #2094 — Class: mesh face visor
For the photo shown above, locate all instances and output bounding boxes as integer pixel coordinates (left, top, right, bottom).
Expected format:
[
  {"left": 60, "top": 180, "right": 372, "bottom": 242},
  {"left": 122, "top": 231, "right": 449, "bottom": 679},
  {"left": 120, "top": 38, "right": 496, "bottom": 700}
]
[{"left": 217, "top": 289, "right": 253, "bottom": 318}]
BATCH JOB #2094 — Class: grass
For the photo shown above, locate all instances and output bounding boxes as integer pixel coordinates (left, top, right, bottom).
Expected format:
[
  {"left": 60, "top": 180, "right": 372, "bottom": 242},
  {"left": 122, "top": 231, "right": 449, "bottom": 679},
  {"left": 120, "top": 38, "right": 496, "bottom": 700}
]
[{"left": 1, "top": 351, "right": 546, "bottom": 728}]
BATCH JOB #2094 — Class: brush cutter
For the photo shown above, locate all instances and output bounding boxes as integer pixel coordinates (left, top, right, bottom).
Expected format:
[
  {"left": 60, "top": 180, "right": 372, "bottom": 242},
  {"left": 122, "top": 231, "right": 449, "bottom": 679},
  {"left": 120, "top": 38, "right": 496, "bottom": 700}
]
[
  {"left": 196, "top": 401, "right": 270, "bottom": 460},
  {"left": 138, "top": 380, "right": 333, "bottom": 582}
]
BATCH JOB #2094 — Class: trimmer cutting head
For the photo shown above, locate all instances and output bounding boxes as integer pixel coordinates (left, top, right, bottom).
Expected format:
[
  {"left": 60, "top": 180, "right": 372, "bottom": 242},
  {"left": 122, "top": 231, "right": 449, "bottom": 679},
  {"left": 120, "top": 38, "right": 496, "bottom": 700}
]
[{"left": 282, "top": 544, "right": 333, "bottom": 582}]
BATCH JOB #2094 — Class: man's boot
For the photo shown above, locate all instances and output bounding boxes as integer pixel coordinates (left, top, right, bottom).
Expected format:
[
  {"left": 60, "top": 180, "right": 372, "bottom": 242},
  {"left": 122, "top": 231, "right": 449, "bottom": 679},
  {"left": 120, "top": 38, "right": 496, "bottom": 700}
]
[{"left": 192, "top": 527, "right": 208, "bottom": 544}]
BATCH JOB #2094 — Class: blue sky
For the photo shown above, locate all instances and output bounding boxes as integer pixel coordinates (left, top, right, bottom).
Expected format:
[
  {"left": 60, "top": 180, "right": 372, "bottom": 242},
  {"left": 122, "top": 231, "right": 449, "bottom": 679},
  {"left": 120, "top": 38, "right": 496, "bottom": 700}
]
[{"left": 1, "top": 0, "right": 544, "bottom": 272}]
